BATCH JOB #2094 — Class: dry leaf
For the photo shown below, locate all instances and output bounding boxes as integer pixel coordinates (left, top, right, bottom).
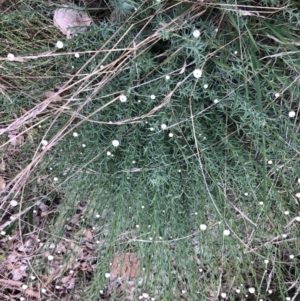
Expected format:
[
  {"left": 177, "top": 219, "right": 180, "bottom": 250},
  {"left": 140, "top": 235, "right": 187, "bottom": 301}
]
[
  {"left": 53, "top": 3, "right": 93, "bottom": 39},
  {"left": 11, "top": 265, "right": 27, "bottom": 281},
  {"left": 45, "top": 91, "right": 62, "bottom": 102},
  {"left": 0, "top": 176, "right": 6, "bottom": 191}
]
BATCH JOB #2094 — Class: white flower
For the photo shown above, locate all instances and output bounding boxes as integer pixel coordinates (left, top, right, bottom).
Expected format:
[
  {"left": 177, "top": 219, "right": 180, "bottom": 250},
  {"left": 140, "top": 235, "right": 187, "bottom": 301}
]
[
  {"left": 295, "top": 216, "right": 300, "bottom": 221},
  {"left": 10, "top": 200, "right": 18, "bottom": 207},
  {"left": 142, "top": 293, "right": 149, "bottom": 298},
  {"left": 7, "top": 53, "right": 15, "bottom": 61},
  {"left": 20, "top": 298, "right": 25, "bottom": 301},
  {"left": 264, "top": 259, "right": 269, "bottom": 264},
  {"left": 74, "top": 53, "right": 80, "bottom": 58},
  {"left": 0, "top": 231, "right": 5, "bottom": 235},
  {"left": 136, "top": 225, "right": 139, "bottom": 228},
  {"left": 289, "top": 254, "right": 294, "bottom": 259},
  {"left": 149, "top": 127, "right": 154, "bottom": 131},
  {"left": 234, "top": 51, "right": 238, "bottom": 55},
  {"left": 282, "top": 233, "right": 287, "bottom": 238},
  {"left": 268, "top": 290, "right": 272, "bottom": 294},
  {"left": 55, "top": 285, "right": 60, "bottom": 289},
  {"left": 288, "top": 111, "right": 296, "bottom": 118},
  {"left": 182, "top": 290, "right": 186, "bottom": 294},
  {"left": 41, "top": 288, "right": 46, "bottom": 293},
  {"left": 203, "top": 84, "right": 208, "bottom": 89},
  {"left": 47, "top": 255, "right": 54, "bottom": 261},
  {"left": 53, "top": 177, "right": 58, "bottom": 182},
  {"left": 169, "top": 133, "right": 173, "bottom": 137},
  {"left": 284, "top": 211, "right": 289, "bottom": 215},
  {"left": 150, "top": 94, "right": 156, "bottom": 99},
  {"left": 296, "top": 193, "right": 300, "bottom": 198},
  {"left": 161, "top": 124, "right": 167, "bottom": 130},
  {"left": 275, "top": 93, "right": 280, "bottom": 98},
  {"left": 132, "top": 160, "right": 136, "bottom": 163},
  {"left": 236, "top": 289, "right": 240, "bottom": 293},
  {"left": 107, "top": 151, "right": 111, "bottom": 156},
  {"left": 248, "top": 287, "right": 255, "bottom": 294},
  {"left": 259, "top": 201, "right": 263, "bottom": 205},
  {"left": 73, "top": 132, "right": 79, "bottom": 137},
  {"left": 41, "top": 140, "right": 48, "bottom": 146},
  {"left": 193, "top": 69, "right": 202, "bottom": 79},
  {"left": 56, "top": 41, "right": 64, "bottom": 49},
  {"left": 221, "top": 293, "right": 226, "bottom": 298},
  {"left": 267, "top": 160, "right": 272, "bottom": 164},
  {"left": 105, "top": 273, "right": 110, "bottom": 278},
  {"left": 244, "top": 192, "right": 249, "bottom": 196},
  {"left": 200, "top": 224, "right": 207, "bottom": 231},
  {"left": 112, "top": 140, "right": 119, "bottom": 147},
  {"left": 82, "top": 144, "right": 86, "bottom": 148},
  {"left": 30, "top": 275, "right": 36, "bottom": 280},
  {"left": 193, "top": 29, "right": 200, "bottom": 38},
  {"left": 119, "top": 94, "right": 127, "bottom": 102},
  {"left": 213, "top": 99, "right": 219, "bottom": 104},
  {"left": 286, "top": 297, "right": 291, "bottom": 301},
  {"left": 165, "top": 75, "right": 170, "bottom": 80},
  {"left": 178, "top": 169, "right": 181, "bottom": 172},
  {"left": 298, "top": 178, "right": 300, "bottom": 184},
  {"left": 223, "top": 229, "right": 230, "bottom": 236}
]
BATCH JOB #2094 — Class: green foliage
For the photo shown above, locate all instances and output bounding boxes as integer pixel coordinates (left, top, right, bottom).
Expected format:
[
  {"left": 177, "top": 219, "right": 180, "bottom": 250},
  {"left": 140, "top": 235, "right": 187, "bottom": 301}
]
[{"left": 1, "top": 0, "right": 300, "bottom": 300}]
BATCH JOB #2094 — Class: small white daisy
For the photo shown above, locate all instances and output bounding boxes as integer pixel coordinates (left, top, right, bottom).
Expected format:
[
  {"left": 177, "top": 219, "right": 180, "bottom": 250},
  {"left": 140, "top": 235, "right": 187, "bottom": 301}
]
[
  {"left": 234, "top": 51, "right": 238, "bottom": 55},
  {"left": 142, "top": 293, "right": 149, "bottom": 298},
  {"left": 268, "top": 160, "right": 273, "bottom": 164},
  {"left": 74, "top": 53, "right": 80, "bottom": 58},
  {"left": 107, "top": 151, "right": 111, "bottom": 156},
  {"left": 47, "top": 255, "right": 54, "bottom": 261},
  {"left": 82, "top": 144, "right": 86, "bottom": 148},
  {"left": 56, "top": 41, "right": 64, "bottom": 49},
  {"left": 296, "top": 193, "right": 300, "bottom": 198},
  {"left": 282, "top": 234, "right": 287, "bottom": 238},
  {"left": 150, "top": 94, "right": 156, "bottom": 99},
  {"left": 264, "top": 259, "right": 269, "bottom": 264},
  {"left": 193, "top": 69, "right": 202, "bottom": 79},
  {"left": 295, "top": 216, "right": 300, "bottom": 221},
  {"left": 149, "top": 127, "right": 154, "bottom": 131},
  {"left": 236, "top": 289, "right": 240, "bottom": 293},
  {"left": 0, "top": 231, "right": 5, "bottom": 235},
  {"left": 298, "top": 178, "right": 300, "bottom": 184},
  {"left": 10, "top": 200, "right": 18, "bottom": 207},
  {"left": 132, "top": 160, "right": 136, "bottom": 164},
  {"left": 105, "top": 273, "right": 110, "bottom": 278},
  {"left": 136, "top": 225, "right": 140, "bottom": 228},
  {"left": 213, "top": 99, "right": 219, "bottom": 104},
  {"left": 289, "top": 254, "right": 294, "bottom": 259},
  {"left": 203, "top": 84, "right": 208, "bottom": 89},
  {"left": 268, "top": 290, "right": 272, "bottom": 294},
  {"left": 275, "top": 93, "right": 280, "bottom": 98},
  {"left": 178, "top": 169, "right": 181, "bottom": 172},
  {"left": 223, "top": 229, "right": 230, "bottom": 236},
  {"left": 193, "top": 29, "right": 200, "bottom": 38},
  {"left": 248, "top": 287, "right": 255, "bottom": 294},
  {"left": 288, "top": 111, "right": 296, "bottom": 118},
  {"left": 244, "top": 192, "right": 249, "bottom": 196},
  {"left": 41, "top": 288, "right": 46, "bottom": 293},
  {"left": 53, "top": 177, "right": 58, "bottom": 182},
  {"left": 221, "top": 293, "right": 226, "bottom": 298},
  {"left": 286, "top": 297, "right": 291, "bottom": 301},
  {"left": 30, "top": 275, "right": 36, "bottom": 280},
  {"left": 259, "top": 201, "right": 264, "bottom": 205},
  {"left": 73, "top": 132, "right": 78, "bottom": 137},
  {"left": 165, "top": 75, "right": 170, "bottom": 80},
  {"left": 7, "top": 53, "right": 15, "bottom": 61},
  {"left": 169, "top": 133, "right": 173, "bottom": 137},
  {"left": 200, "top": 224, "right": 207, "bottom": 231},
  {"left": 284, "top": 211, "right": 289, "bottom": 215},
  {"left": 161, "top": 124, "right": 167, "bottom": 130},
  {"left": 112, "top": 140, "right": 119, "bottom": 147},
  {"left": 41, "top": 140, "right": 48, "bottom": 146},
  {"left": 119, "top": 94, "right": 127, "bottom": 102}
]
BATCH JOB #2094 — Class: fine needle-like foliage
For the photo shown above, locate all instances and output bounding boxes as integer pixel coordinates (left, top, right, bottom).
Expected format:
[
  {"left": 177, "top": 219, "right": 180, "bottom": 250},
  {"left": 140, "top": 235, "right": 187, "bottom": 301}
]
[{"left": 0, "top": 0, "right": 300, "bottom": 300}]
